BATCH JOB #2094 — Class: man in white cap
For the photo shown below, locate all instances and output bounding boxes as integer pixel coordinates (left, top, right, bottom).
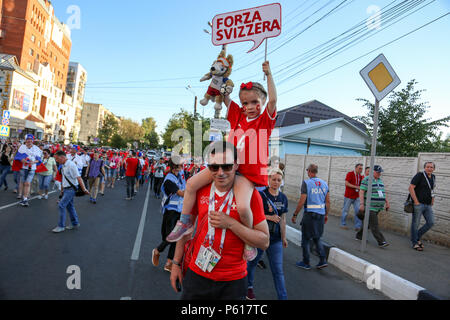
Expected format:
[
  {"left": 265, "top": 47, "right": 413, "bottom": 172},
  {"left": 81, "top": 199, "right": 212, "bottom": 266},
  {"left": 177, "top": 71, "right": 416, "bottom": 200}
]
[{"left": 15, "top": 134, "right": 43, "bottom": 207}]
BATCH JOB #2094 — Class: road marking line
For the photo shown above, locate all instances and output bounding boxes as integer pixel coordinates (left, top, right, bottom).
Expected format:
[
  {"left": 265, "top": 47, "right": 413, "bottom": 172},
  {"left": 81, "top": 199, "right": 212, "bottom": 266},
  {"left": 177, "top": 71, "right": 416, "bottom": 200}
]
[
  {"left": 131, "top": 181, "right": 151, "bottom": 261},
  {"left": 120, "top": 297, "right": 132, "bottom": 300},
  {"left": 0, "top": 190, "right": 58, "bottom": 211}
]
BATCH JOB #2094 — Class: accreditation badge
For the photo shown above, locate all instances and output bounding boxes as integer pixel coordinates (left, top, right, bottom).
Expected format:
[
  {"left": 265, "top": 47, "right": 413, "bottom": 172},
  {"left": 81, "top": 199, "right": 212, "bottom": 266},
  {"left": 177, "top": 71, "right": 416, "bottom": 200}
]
[
  {"left": 206, "top": 247, "right": 222, "bottom": 273},
  {"left": 378, "top": 190, "right": 384, "bottom": 198},
  {"left": 195, "top": 245, "right": 212, "bottom": 272}
]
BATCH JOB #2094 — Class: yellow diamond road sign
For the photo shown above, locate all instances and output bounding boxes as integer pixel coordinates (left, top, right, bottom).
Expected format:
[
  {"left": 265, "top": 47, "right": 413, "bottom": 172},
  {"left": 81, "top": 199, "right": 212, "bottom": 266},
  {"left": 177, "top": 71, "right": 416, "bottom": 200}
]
[{"left": 360, "top": 54, "right": 400, "bottom": 101}]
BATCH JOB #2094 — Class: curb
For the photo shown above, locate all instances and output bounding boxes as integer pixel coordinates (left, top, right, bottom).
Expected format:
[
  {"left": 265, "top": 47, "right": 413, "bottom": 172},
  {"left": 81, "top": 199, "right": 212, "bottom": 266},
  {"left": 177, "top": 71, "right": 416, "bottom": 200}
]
[{"left": 285, "top": 226, "right": 442, "bottom": 300}]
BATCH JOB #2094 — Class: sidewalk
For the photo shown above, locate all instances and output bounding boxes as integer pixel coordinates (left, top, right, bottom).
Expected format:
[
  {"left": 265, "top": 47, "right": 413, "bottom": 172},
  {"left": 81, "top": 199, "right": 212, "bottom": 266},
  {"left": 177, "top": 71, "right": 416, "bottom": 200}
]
[{"left": 286, "top": 199, "right": 450, "bottom": 299}]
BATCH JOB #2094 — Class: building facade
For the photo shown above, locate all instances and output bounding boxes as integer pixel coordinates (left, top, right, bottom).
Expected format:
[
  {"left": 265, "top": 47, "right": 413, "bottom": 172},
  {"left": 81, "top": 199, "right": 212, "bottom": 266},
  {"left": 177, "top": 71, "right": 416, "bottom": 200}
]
[
  {"left": 269, "top": 118, "right": 369, "bottom": 159},
  {"left": 65, "top": 62, "right": 87, "bottom": 142},
  {"left": 0, "top": 0, "right": 72, "bottom": 90},
  {"left": 78, "top": 102, "right": 117, "bottom": 145}
]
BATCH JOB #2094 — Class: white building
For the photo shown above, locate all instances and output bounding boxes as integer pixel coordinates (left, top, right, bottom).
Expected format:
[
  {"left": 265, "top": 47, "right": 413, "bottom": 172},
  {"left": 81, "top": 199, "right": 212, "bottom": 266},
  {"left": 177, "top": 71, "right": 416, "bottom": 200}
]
[
  {"left": 66, "top": 62, "right": 87, "bottom": 142},
  {"left": 0, "top": 54, "right": 45, "bottom": 139}
]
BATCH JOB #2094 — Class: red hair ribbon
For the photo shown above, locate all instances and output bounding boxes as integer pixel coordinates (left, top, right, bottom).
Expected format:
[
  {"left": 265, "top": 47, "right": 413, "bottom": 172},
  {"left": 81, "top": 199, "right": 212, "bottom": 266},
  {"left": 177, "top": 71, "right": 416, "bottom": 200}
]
[{"left": 240, "top": 82, "right": 253, "bottom": 90}]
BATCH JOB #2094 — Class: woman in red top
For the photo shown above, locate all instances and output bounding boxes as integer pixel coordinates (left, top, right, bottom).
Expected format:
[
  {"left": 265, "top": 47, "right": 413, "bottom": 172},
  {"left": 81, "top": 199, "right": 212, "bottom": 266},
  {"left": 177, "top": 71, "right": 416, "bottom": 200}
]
[{"left": 167, "top": 61, "right": 277, "bottom": 262}]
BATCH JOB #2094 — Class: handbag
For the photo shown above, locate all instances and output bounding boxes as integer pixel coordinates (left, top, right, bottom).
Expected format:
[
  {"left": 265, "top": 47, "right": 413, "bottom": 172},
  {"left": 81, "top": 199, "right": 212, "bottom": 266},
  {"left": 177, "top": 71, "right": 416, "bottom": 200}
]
[
  {"left": 261, "top": 190, "right": 280, "bottom": 235},
  {"left": 61, "top": 168, "right": 86, "bottom": 197},
  {"left": 404, "top": 194, "right": 414, "bottom": 213}
]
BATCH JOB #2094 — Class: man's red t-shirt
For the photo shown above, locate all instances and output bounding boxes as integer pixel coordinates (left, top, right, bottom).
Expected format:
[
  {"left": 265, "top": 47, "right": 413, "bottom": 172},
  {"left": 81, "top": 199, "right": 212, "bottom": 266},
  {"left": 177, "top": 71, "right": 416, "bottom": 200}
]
[
  {"left": 227, "top": 101, "right": 277, "bottom": 187},
  {"left": 344, "top": 171, "right": 363, "bottom": 199},
  {"left": 125, "top": 158, "right": 139, "bottom": 177},
  {"left": 188, "top": 185, "right": 266, "bottom": 281}
]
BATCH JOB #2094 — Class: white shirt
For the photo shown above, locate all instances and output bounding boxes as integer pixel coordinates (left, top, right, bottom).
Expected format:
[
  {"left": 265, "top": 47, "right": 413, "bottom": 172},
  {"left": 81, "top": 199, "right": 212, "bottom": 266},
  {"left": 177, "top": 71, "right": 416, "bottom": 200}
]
[
  {"left": 17, "top": 144, "right": 43, "bottom": 171},
  {"left": 154, "top": 163, "right": 166, "bottom": 178},
  {"left": 67, "top": 153, "right": 84, "bottom": 170},
  {"left": 61, "top": 160, "right": 80, "bottom": 188}
]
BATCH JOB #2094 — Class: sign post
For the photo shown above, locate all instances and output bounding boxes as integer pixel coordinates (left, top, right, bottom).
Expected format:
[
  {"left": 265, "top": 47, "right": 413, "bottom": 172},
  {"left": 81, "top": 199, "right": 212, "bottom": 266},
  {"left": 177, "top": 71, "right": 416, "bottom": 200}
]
[{"left": 359, "top": 54, "right": 400, "bottom": 253}]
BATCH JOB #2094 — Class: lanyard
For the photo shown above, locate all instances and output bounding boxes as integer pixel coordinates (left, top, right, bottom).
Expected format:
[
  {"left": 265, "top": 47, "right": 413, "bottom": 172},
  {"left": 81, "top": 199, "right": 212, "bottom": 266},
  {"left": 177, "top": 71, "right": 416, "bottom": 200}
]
[
  {"left": 423, "top": 172, "right": 434, "bottom": 191},
  {"left": 205, "top": 182, "right": 234, "bottom": 252}
]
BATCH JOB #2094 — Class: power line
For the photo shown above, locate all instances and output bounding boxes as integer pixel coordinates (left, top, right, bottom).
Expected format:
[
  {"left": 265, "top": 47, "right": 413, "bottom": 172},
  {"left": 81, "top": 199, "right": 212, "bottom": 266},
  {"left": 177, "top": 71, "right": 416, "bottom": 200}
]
[
  {"left": 278, "top": 12, "right": 450, "bottom": 97},
  {"left": 276, "top": 0, "right": 432, "bottom": 85}
]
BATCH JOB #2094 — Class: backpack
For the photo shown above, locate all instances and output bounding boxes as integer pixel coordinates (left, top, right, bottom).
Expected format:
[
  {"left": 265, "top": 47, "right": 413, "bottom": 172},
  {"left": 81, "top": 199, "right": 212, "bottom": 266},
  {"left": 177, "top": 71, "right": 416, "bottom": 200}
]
[{"left": 135, "top": 159, "right": 142, "bottom": 177}]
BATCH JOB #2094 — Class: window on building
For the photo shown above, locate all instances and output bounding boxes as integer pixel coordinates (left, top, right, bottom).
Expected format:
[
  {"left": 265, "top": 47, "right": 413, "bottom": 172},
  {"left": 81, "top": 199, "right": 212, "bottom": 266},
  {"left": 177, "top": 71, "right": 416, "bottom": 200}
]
[
  {"left": 27, "top": 62, "right": 32, "bottom": 70},
  {"left": 31, "top": 35, "right": 36, "bottom": 43},
  {"left": 37, "top": 41, "right": 41, "bottom": 48},
  {"left": 29, "top": 48, "right": 34, "bottom": 56}
]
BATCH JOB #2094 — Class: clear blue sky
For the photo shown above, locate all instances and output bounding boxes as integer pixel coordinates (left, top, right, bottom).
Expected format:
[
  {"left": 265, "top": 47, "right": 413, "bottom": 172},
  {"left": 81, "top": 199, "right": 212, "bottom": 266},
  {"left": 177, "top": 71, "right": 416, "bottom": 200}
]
[{"left": 54, "top": 0, "right": 450, "bottom": 137}]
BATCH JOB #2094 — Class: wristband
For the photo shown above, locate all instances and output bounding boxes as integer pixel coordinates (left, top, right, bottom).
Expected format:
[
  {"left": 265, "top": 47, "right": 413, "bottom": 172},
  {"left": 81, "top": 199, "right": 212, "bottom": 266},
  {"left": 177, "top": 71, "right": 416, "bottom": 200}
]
[{"left": 172, "top": 260, "right": 181, "bottom": 267}]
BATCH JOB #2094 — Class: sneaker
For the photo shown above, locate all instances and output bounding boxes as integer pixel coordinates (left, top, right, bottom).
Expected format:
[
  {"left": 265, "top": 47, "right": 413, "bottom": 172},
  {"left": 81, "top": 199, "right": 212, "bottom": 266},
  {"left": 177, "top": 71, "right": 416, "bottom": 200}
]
[
  {"left": 316, "top": 261, "right": 328, "bottom": 269},
  {"left": 125, "top": 197, "right": 131, "bottom": 200},
  {"left": 17, "top": 194, "right": 22, "bottom": 199},
  {"left": 257, "top": 260, "right": 267, "bottom": 269},
  {"left": 52, "top": 226, "right": 65, "bottom": 233},
  {"left": 66, "top": 224, "right": 80, "bottom": 230},
  {"left": 166, "top": 221, "right": 194, "bottom": 242},
  {"left": 296, "top": 261, "right": 311, "bottom": 270},
  {"left": 152, "top": 249, "right": 160, "bottom": 267},
  {"left": 20, "top": 200, "right": 29, "bottom": 207},
  {"left": 92, "top": 199, "right": 97, "bottom": 204},
  {"left": 44, "top": 194, "right": 48, "bottom": 200},
  {"left": 243, "top": 245, "right": 258, "bottom": 261},
  {"left": 246, "top": 288, "right": 256, "bottom": 300},
  {"left": 378, "top": 242, "right": 389, "bottom": 248},
  {"left": 355, "top": 237, "right": 362, "bottom": 241},
  {"left": 37, "top": 195, "right": 42, "bottom": 200}
]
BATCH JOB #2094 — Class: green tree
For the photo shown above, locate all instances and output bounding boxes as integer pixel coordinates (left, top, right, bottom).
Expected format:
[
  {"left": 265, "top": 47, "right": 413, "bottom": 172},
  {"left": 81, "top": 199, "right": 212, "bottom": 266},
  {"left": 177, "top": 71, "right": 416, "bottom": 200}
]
[
  {"left": 146, "top": 131, "right": 160, "bottom": 149},
  {"left": 142, "top": 117, "right": 157, "bottom": 135},
  {"left": 119, "top": 118, "right": 144, "bottom": 144},
  {"left": 162, "top": 109, "right": 211, "bottom": 155},
  {"left": 355, "top": 80, "right": 450, "bottom": 157},
  {"left": 98, "top": 114, "right": 119, "bottom": 145},
  {"left": 110, "top": 133, "right": 127, "bottom": 149}
]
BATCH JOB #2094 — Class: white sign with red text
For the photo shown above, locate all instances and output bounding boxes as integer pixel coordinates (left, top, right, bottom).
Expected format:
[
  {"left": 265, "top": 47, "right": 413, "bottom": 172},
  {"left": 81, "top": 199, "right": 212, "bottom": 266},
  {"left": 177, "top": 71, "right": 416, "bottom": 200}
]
[{"left": 212, "top": 3, "right": 282, "bottom": 53}]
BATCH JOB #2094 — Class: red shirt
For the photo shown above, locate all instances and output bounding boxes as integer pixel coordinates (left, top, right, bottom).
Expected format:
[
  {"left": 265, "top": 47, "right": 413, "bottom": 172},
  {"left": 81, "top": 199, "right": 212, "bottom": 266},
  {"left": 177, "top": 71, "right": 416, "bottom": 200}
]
[
  {"left": 125, "top": 158, "right": 139, "bottom": 177},
  {"left": 344, "top": 171, "right": 363, "bottom": 199},
  {"left": 142, "top": 159, "right": 149, "bottom": 174},
  {"left": 227, "top": 101, "right": 277, "bottom": 186},
  {"left": 189, "top": 186, "right": 266, "bottom": 281}
]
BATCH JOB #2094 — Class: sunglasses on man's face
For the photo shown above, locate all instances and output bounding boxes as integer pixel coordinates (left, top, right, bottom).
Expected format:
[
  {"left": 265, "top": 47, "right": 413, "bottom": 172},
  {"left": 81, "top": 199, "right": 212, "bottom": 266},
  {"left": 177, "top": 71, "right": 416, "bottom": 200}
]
[{"left": 208, "top": 164, "right": 234, "bottom": 172}]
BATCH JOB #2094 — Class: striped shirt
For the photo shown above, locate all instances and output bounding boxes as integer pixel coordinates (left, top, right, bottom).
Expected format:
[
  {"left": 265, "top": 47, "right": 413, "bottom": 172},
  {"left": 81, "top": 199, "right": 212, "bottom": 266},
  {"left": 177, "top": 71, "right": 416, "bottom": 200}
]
[{"left": 360, "top": 177, "right": 386, "bottom": 212}]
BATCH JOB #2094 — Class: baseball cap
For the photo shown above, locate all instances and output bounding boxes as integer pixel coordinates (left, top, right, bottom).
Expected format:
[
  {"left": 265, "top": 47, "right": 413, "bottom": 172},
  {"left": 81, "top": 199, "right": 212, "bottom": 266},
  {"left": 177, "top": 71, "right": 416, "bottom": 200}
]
[
  {"left": 25, "top": 134, "right": 34, "bottom": 141},
  {"left": 374, "top": 165, "right": 383, "bottom": 172}
]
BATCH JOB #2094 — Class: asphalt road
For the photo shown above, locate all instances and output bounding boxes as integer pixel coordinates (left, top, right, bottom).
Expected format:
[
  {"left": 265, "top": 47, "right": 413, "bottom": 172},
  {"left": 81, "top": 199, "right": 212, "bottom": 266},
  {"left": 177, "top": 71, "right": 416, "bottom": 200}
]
[{"left": 0, "top": 176, "right": 387, "bottom": 300}]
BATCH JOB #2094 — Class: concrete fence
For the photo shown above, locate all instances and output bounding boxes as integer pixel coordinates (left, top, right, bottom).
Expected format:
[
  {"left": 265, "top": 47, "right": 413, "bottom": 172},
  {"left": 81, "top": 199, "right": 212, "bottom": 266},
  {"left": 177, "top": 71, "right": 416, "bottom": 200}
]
[{"left": 284, "top": 153, "right": 450, "bottom": 247}]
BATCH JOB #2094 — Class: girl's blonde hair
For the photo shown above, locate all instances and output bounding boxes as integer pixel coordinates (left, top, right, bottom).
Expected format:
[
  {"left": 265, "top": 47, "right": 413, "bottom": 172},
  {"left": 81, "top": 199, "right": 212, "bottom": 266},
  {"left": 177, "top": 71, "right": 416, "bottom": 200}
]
[{"left": 239, "top": 82, "right": 267, "bottom": 101}]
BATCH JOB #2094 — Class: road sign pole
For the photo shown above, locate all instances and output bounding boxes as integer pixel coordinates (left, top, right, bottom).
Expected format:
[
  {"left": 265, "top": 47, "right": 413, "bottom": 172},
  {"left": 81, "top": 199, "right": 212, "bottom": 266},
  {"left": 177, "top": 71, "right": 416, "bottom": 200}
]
[{"left": 361, "top": 99, "right": 380, "bottom": 253}]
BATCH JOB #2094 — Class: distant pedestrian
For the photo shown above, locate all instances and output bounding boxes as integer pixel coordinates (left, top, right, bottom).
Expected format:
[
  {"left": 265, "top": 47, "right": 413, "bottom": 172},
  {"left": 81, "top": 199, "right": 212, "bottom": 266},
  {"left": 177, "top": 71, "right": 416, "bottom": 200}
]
[
  {"left": 153, "top": 158, "right": 166, "bottom": 198},
  {"left": 0, "top": 144, "right": 13, "bottom": 191},
  {"left": 340, "top": 163, "right": 364, "bottom": 230},
  {"left": 247, "top": 168, "right": 288, "bottom": 300},
  {"left": 15, "top": 135, "right": 43, "bottom": 207},
  {"left": 409, "top": 162, "right": 436, "bottom": 251},
  {"left": 125, "top": 151, "right": 139, "bottom": 200},
  {"left": 152, "top": 156, "right": 185, "bottom": 273},
  {"left": 292, "top": 164, "right": 330, "bottom": 270},
  {"left": 85, "top": 151, "right": 106, "bottom": 204},
  {"left": 356, "top": 165, "right": 390, "bottom": 248},
  {"left": 53, "top": 151, "right": 89, "bottom": 233},
  {"left": 37, "top": 149, "right": 57, "bottom": 200}
]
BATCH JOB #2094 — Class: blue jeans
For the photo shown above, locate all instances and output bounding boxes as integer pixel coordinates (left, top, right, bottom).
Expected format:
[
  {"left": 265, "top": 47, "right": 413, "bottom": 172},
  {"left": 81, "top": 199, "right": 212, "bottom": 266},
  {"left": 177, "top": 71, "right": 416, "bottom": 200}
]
[
  {"left": 13, "top": 171, "right": 20, "bottom": 190},
  {"left": 341, "top": 197, "right": 362, "bottom": 228},
  {"left": 38, "top": 175, "right": 53, "bottom": 192},
  {"left": 0, "top": 164, "right": 11, "bottom": 188},
  {"left": 411, "top": 204, "right": 434, "bottom": 246},
  {"left": 58, "top": 187, "right": 80, "bottom": 228},
  {"left": 247, "top": 240, "right": 287, "bottom": 300},
  {"left": 301, "top": 212, "right": 326, "bottom": 265}
]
